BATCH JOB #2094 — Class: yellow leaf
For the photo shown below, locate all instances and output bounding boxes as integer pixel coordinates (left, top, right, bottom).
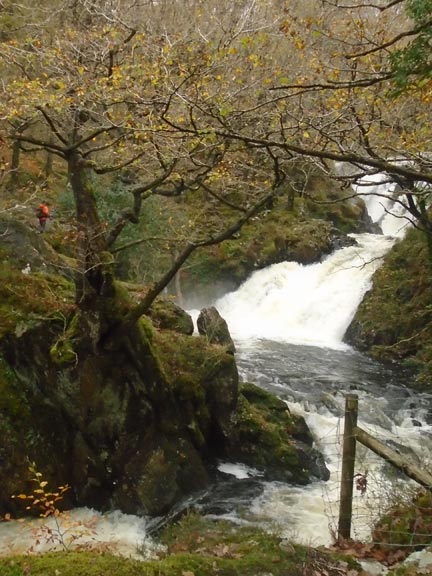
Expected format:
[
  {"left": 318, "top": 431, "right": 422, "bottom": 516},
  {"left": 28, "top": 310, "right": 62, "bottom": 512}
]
[{"left": 39, "top": 481, "right": 49, "bottom": 488}]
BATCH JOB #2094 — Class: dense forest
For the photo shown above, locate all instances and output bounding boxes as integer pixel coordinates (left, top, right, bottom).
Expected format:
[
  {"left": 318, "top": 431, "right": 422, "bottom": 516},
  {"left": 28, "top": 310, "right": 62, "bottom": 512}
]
[{"left": 0, "top": 0, "right": 431, "bottom": 574}]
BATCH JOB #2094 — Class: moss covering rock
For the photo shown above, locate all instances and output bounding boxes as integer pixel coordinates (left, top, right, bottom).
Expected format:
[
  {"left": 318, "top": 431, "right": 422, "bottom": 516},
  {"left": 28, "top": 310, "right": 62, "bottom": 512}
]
[
  {"left": 197, "top": 306, "right": 236, "bottom": 353},
  {"left": 224, "top": 383, "right": 330, "bottom": 483},
  {"left": 148, "top": 299, "right": 194, "bottom": 335},
  {"left": 0, "top": 230, "right": 327, "bottom": 519},
  {"left": 345, "top": 227, "right": 432, "bottom": 389}
]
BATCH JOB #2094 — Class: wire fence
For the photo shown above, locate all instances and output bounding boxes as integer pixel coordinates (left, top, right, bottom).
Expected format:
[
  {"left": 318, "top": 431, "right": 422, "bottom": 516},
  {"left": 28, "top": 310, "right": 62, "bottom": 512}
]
[{"left": 308, "top": 393, "right": 432, "bottom": 551}]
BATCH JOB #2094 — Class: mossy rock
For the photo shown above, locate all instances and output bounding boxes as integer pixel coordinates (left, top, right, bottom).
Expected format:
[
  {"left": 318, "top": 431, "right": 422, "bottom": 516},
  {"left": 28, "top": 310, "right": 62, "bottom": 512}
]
[
  {"left": 224, "top": 383, "right": 329, "bottom": 484},
  {"left": 149, "top": 299, "right": 194, "bottom": 335},
  {"left": 154, "top": 330, "right": 238, "bottom": 435},
  {"left": 0, "top": 262, "right": 74, "bottom": 338},
  {"left": 115, "top": 438, "right": 210, "bottom": 516},
  {"left": 197, "top": 306, "right": 235, "bottom": 353},
  {"left": 345, "top": 227, "right": 432, "bottom": 389}
]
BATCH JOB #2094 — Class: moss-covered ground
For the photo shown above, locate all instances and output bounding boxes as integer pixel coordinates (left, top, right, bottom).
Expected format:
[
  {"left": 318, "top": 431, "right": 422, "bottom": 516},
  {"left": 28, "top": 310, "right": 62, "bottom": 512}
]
[
  {"left": 0, "top": 514, "right": 361, "bottom": 576},
  {"left": 0, "top": 258, "right": 74, "bottom": 338},
  {"left": 0, "top": 512, "right": 429, "bottom": 575}
]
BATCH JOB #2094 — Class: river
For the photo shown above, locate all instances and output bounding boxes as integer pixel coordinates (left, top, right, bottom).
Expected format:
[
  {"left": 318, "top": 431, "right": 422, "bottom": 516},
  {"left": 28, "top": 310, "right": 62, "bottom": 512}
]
[
  {"left": 188, "top": 176, "right": 432, "bottom": 546},
  {"left": 1, "top": 177, "right": 431, "bottom": 557}
]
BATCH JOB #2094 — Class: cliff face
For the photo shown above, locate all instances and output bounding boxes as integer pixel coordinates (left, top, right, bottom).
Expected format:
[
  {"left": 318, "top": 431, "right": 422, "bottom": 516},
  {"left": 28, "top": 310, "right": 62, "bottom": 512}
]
[{"left": 0, "top": 217, "right": 328, "bottom": 518}]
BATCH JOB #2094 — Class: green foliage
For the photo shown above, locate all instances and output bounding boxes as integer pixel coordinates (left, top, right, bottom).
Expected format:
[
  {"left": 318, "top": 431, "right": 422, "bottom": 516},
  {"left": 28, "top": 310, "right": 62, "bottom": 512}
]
[
  {"left": 406, "top": 0, "right": 432, "bottom": 23},
  {"left": 373, "top": 490, "right": 432, "bottom": 552},
  {"left": 116, "top": 195, "right": 177, "bottom": 285},
  {"left": 390, "top": 0, "right": 432, "bottom": 89}
]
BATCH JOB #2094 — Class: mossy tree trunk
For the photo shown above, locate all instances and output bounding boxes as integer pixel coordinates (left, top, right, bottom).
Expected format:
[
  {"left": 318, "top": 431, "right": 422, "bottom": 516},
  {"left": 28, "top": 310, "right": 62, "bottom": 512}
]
[{"left": 67, "top": 151, "right": 114, "bottom": 309}]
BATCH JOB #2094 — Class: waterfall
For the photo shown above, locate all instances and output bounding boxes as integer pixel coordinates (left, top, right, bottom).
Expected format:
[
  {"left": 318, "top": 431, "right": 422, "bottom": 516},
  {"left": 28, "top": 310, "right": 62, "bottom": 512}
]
[
  {"left": 208, "top": 179, "right": 432, "bottom": 550},
  {"left": 216, "top": 234, "right": 393, "bottom": 350},
  {"left": 2, "top": 179, "right": 427, "bottom": 561},
  {"left": 216, "top": 179, "right": 408, "bottom": 349}
]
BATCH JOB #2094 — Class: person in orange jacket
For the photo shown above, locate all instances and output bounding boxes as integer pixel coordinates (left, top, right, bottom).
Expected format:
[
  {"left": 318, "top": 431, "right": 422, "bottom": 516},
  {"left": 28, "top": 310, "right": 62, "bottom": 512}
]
[{"left": 36, "top": 201, "right": 50, "bottom": 232}]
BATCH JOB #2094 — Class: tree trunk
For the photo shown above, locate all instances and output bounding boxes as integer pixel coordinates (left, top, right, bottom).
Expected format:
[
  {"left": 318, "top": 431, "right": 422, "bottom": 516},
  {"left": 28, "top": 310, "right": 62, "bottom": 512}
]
[
  {"left": 45, "top": 150, "right": 53, "bottom": 178},
  {"left": 67, "top": 151, "right": 114, "bottom": 312},
  {"left": 9, "top": 140, "right": 20, "bottom": 190}
]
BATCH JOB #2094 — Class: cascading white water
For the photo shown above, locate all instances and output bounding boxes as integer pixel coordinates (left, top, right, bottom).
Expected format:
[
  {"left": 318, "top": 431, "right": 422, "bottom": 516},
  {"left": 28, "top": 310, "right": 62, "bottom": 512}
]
[
  {"left": 353, "top": 173, "right": 411, "bottom": 238},
  {"left": 216, "top": 178, "right": 408, "bottom": 350},
  {"left": 210, "top": 179, "right": 432, "bottom": 551},
  {"left": 0, "top": 508, "right": 163, "bottom": 558},
  {"left": 2, "top": 178, "right": 430, "bottom": 563},
  {"left": 216, "top": 233, "right": 394, "bottom": 350}
]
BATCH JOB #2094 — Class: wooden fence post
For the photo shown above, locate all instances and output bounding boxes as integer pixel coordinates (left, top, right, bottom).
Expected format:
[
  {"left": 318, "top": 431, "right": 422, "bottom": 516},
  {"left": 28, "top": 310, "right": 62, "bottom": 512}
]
[{"left": 338, "top": 393, "right": 358, "bottom": 542}]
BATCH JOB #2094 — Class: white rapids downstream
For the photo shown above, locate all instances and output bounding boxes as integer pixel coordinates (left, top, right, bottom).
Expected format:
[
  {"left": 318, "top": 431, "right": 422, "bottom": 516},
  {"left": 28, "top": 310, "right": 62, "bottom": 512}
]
[{"left": 1, "top": 176, "right": 431, "bottom": 562}]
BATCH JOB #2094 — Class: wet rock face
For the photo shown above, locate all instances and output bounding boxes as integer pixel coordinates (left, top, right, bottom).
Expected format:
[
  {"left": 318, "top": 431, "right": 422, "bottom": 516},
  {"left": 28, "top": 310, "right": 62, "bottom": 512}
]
[
  {"left": 0, "top": 309, "right": 239, "bottom": 517},
  {"left": 197, "top": 307, "right": 236, "bottom": 354},
  {"left": 1, "top": 324, "right": 328, "bottom": 516}
]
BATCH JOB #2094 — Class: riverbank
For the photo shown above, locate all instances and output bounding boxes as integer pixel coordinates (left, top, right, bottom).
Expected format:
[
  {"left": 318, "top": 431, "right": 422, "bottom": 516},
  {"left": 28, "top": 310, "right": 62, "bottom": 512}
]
[{"left": 0, "top": 512, "right": 426, "bottom": 576}]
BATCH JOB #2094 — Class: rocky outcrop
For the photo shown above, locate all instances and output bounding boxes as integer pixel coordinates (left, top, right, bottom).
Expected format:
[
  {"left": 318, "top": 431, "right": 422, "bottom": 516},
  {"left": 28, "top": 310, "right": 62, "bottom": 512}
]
[
  {"left": 149, "top": 299, "right": 194, "bottom": 335},
  {"left": 0, "top": 315, "right": 328, "bottom": 517},
  {"left": 343, "top": 227, "right": 432, "bottom": 389},
  {"left": 0, "top": 221, "right": 329, "bottom": 518}
]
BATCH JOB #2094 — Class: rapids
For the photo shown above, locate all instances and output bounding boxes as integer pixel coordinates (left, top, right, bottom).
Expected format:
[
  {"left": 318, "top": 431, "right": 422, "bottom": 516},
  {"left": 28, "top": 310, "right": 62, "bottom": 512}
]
[
  {"left": 1, "top": 176, "right": 431, "bottom": 559},
  {"left": 190, "top": 177, "right": 432, "bottom": 545}
]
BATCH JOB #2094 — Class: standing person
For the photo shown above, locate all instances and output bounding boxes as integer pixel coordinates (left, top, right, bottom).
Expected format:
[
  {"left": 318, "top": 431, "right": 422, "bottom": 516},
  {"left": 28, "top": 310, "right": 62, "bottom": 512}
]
[{"left": 36, "top": 201, "right": 50, "bottom": 232}]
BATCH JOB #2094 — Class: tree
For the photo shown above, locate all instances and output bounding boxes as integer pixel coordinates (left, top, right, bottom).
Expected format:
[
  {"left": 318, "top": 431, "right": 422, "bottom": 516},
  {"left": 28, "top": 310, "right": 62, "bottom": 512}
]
[
  {"left": 391, "top": 0, "right": 432, "bottom": 88},
  {"left": 1, "top": 0, "right": 432, "bottom": 329},
  {"left": 0, "top": 0, "right": 291, "bottom": 346},
  {"left": 175, "top": 0, "right": 432, "bottom": 257}
]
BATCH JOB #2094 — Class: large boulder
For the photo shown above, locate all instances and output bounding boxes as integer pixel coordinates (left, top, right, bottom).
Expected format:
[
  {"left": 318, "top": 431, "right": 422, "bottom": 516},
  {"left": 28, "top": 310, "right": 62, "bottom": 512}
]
[
  {"left": 149, "top": 299, "right": 194, "bottom": 335},
  {"left": 197, "top": 306, "right": 236, "bottom": 354}
]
